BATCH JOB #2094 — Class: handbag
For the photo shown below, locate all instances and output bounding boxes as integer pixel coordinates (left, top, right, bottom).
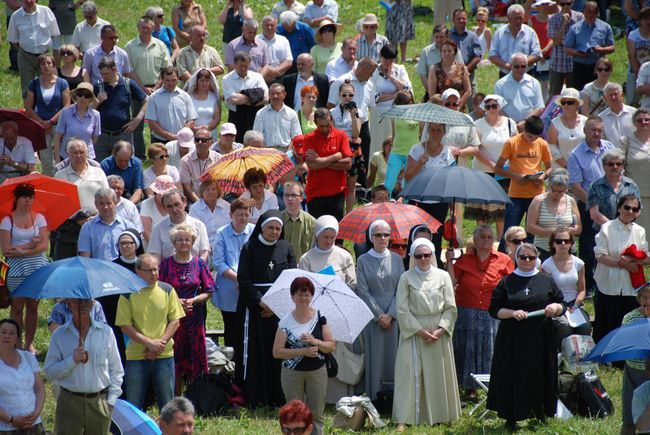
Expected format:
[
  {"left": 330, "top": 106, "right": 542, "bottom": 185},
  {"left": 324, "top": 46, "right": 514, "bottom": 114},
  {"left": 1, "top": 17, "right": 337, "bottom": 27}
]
[
  {"left": 335, "top": 336, "right": 365, "bottom": 385},
  {"left": 324, "top": 352, "right": 338, "bottom": 378},
  {"left": 0, "top": 259, "right": 10, "bottom": 309}
]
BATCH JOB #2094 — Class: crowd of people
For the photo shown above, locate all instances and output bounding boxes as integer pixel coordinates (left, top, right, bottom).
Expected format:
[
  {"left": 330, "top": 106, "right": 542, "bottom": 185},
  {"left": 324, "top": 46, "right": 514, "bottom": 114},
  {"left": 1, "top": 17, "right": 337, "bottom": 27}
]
[{"left": 4, "top": 0, "right": 650, "bottom": 433}]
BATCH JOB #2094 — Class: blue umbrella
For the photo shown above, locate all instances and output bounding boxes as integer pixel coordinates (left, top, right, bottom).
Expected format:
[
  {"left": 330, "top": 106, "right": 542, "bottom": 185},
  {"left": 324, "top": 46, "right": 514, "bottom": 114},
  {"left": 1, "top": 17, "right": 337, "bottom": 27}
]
[
  {"left": 111, "top": 399, "right": 161, "bottom": 435},
  {"left": 12, "top": 256, "right": 146, "bottom": 300},
  {"left": 584, "top": 318, "right": 650, "bottom": 363}
]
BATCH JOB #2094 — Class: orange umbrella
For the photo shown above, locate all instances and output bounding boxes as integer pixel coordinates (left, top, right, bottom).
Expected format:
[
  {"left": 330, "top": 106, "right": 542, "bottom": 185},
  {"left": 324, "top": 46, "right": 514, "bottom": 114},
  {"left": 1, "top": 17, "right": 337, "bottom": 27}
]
[
  {"left": 200, "top": 147, "right": 294, "bottom": 195},
  {"left": 0, "top": 173, "right": 80, "bottom": 230}
]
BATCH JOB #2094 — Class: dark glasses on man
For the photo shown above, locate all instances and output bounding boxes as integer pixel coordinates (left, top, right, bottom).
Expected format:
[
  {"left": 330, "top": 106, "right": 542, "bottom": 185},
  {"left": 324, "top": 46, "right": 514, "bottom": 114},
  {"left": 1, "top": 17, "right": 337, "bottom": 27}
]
[
  {"left": 518, "top": 254, "right": 537, "bottom": 261},
  {"left": 414, "top": 253, "right": 432, "bottom": 259},
  {"left": 623, "top": 205, "right": 641, "bottom": 212},
  {"left": 194, "top": 137, "right": 212, "bottom": 143},
  {"left": 606, "top": 162, "right": 623, "bottom": 167}
]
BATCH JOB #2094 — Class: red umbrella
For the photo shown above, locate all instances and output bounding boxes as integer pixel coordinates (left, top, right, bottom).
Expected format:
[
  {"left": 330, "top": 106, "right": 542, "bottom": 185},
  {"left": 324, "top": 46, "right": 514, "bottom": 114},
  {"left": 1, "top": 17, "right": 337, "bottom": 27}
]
[
  {"left": 0, "top": 108, "right": 47, "bottom": 152},
  {"left": 0, "top": 173, "right": 80, "bottom": 230},
  {"left": 338, "top": 202, "right": 442, "bottom": 243}
]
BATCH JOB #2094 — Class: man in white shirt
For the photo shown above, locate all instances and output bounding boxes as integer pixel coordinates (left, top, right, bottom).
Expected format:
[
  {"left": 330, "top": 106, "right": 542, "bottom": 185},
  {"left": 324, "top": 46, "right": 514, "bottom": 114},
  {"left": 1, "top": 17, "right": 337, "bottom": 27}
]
[
  {"left": 488, "top": 4, "right": 541, "bottom": 77},
  {"left": 302, "top": 0, "right": 338, "bottom": 28},
  {"left": 70, "top": 1, "right": 109, "bottom": 54},
  {"left": 256, "top": 15, "right": 293, "bottom": 83},
  {"left": 7, "top": 0, "right": 60, "bottom": 95},
  {"left": 325, "top": 37, "right": 357, "bottom": 82},
  {"left": 271, "top": 0, "right": 305, "bottom": 19},
  {"left": 147, "top": 189, "right": 210, "bottom": 261},
  {"left": 0, "top": 120, "right": 35, "bottom": 183},
  {"left": 222, "top": 52, "right": 269, "bottom": 143},
  {"left": 44, "top": 298, "right": 123, "bottom": 435},
  {"left": 108, "top": 175, "right": 143, "bottom": 233},
  {"left": 601, "top": 83, "right": 635, "bottom": 148},
  {"left": 494, "top": 53, "right": 545, "bottom": 129},
  {"left": 253, "top": 83, "right": 301, "bottom": 152}
]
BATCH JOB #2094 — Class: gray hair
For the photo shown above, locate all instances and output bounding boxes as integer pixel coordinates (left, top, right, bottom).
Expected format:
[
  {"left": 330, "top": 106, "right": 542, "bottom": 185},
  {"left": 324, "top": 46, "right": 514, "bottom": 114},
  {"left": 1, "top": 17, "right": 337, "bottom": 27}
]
[
  {"left": 510, "top": 52, "right": 527, "bottom": 66},
  {"left": 161, "top": 188, "right": 186, "bottom": 206},
  {"left": 169, "top": 223, "right": 197, "bottom": 243},
  {"left": 65, "top": 138, "right": 88, "bottom": 154},
  {"left": 473, "top": 223, "right": 495, "bottom": 239},
  {"left": 135, "top": 253, "right": 158, "bottom": 271},
  {"left": 81, "top": 1, "right": 98, "bottom": 15},
  {"left": 604, "top": 82, "right": 623, "bottom": 95},
  {"left": 547, "top": 168, "right": 569, "bottom": 188},
  {"left": 160, "top": 397, "right": 195, "bottom": 423},
  {"left": 145, "top": 6, "right": 164, "bottom": 18},
  {"left": 243, "top": 18, "right": 258, "bottom": 29},
  {"left": 280, "top": 10, "right": 298, "bottom": 26},
  {"left": 507, "top": 3, "right": 525, "bottom": 16},
  {"left": 94, "top": 187, "right": 117, "bottom": 202},
  {"left": 106, "top": 174, "right": 125, "bottom": 187},
  {"left": 243, "top": 130, "right": 264, "bottom": 145},
  {"left": 262, "top": 15, "right": 276, "bottom": 25},
  {"left": 601, "top": 148, "right": 626, "bottom": 166},
  {"left": 112, "top": 140, "right": 133, "bottom": 156}
]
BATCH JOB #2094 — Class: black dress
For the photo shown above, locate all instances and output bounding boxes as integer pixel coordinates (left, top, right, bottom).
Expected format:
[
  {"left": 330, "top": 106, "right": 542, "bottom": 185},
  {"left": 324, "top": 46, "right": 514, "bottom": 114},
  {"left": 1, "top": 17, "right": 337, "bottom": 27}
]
[
  {"left": 235, "top": 211, "right": 296, "bottom": 408},
  {"left": 486, "top": 272, "right": 565, "bottom": 422}
]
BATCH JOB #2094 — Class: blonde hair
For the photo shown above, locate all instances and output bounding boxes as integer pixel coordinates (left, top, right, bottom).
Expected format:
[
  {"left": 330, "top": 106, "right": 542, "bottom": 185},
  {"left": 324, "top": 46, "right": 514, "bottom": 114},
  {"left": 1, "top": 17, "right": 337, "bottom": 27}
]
[
  {"left": 169, "top": 224, "right": 197, "bottom": 243},
  {"left": 59, "top": 44, "right": 80, "bottom": 60},
  {"left": 477, "top": 6, "right": 489, "bottom": 17}
]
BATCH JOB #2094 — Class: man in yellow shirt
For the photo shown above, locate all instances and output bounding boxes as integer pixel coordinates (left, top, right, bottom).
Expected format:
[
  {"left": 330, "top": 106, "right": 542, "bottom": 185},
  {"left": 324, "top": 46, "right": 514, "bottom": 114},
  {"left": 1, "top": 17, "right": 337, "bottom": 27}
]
[{"left": 116, "top": 253, "right": 185, "bottom": 410}]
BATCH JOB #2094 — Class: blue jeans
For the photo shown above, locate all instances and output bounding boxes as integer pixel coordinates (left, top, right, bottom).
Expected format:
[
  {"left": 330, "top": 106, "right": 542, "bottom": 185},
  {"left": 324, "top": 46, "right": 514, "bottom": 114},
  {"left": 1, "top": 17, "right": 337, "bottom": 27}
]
[
  {"left": 125, "top": 357, "right": 175, "bottom": 410},
  {"left": 499, "top": 197, "right": 534, "bottom": 252},
  {"left": 384, "top": 153, "right": 408, "bottom": 195}
]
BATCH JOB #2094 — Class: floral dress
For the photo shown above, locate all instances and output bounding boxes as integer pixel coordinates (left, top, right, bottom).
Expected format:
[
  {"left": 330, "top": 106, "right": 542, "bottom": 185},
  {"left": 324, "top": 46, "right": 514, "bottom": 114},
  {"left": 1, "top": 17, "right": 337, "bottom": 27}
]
[{"left": 159, "top": 256, "right": 215, "bottom": 381}]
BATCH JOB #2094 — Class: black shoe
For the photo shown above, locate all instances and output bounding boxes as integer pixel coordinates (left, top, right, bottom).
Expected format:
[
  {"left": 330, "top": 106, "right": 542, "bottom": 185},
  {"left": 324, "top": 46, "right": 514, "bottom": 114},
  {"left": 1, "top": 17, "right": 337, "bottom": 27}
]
[{"left": 8, "top": 65, "right": 18, "bottom": 72}]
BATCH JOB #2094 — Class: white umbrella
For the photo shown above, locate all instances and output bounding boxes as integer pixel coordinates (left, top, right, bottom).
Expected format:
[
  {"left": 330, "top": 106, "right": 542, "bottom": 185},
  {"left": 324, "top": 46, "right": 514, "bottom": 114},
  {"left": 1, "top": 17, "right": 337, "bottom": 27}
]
[{"left": 262, "top": 269, "right": 374, "bottom": 343}]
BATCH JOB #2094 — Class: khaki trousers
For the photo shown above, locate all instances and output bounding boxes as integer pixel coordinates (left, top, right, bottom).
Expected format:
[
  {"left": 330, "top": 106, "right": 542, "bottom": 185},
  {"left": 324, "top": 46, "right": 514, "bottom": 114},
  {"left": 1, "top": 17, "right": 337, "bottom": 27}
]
[
  {"left": 55, "top": 388, "right": 112, "bottom": 435},
  {"left": 281, "top": 365, "right": 328, "bottom": 433}
]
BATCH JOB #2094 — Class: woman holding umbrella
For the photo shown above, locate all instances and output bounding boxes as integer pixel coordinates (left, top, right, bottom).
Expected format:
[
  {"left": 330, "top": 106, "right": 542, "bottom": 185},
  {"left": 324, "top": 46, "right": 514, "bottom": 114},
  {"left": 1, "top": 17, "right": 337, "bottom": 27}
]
[
  {"left": 0, "top": 184, "right": 49, "bottom": 354},
  {"left": 356, "top": 219, "right": 404, "bottom": 401},
  {"left": 393, "top": 238, "right": 460, "bottom": 431},
  {"left": 236, "top": 210, "right": 296, "bottom": 408},
  {"left": 487, "top": 243, "right": 565, "bottom": 431},
  {"left": 159, "top": 224, "right": 215, "bottom": 394}
]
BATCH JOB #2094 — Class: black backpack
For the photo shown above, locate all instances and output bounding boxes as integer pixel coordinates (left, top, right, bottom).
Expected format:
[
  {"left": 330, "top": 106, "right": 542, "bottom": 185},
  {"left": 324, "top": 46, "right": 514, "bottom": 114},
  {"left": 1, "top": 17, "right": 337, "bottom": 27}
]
[
  {"left": 184, "top": 373, "right": 235, "bottom": 417},
  {"left": 575, "top": 371, "right": 614, "bottom": 419}
]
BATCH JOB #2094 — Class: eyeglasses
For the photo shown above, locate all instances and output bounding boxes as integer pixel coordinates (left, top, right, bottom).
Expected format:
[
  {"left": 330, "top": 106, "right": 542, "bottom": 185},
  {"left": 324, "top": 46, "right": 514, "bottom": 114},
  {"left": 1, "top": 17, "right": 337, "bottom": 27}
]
[
  {"left": 560, "top": 100, "right": 576, "bottom": 106},
  {"left": 281, "top": 427, "right": 307, "bottom": 435},
  {"left": 341, "top": 93, "right": 354, "bottom": 98},
  {"left": 512, "top": 64, "right": 527, "bottom": 69},
  {"left": 597, "top": 67, "right": 611, "bottom": 72},
  {"left": 195, "top": 137, "right": 212, "bottom": 143},
  {"left": 508, "top": 238, "right": 526, "bottom": 245},
  {"left": 283, "top": 193, "right": 302, "bottom": 199},
  {"left": 60, "top": 50, "right": 74, "bottom": 56},
  {"left": 623, "top": 204, "right": 641, "bottom": 212},
  {"left": 444, "top": 101, "right": 459, "bottom": 107},
  {"left": 119, "top": 241, "right": 136, "bottom": 246},
  {"left": 373, "top": 233, "right": 391, "bottom": 238},
  {"left": 414, "top": 253, "right": 432, "bottom": 259},
  {"left": 484, "top": 103, "right": 499, "bottom": 110},
  {"left": 76, "top": 92, "right": 93, "bottom": 99},
  {"left": 518, "top": 254, "right": 537, "bottom": 261},
  {"left": 606, "top": 161, "right": 623, "bottom": 167},
  {"left": 154, "top": 154, "right": 169, "bottom": 160},
  {"left": 553, "top": 238, "right": 571, "bottom": 245}
]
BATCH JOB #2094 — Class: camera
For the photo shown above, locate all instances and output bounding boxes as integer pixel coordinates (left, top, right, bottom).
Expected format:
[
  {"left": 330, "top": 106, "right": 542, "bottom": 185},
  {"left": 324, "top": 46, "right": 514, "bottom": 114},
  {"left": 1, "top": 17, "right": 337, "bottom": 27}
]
[{"left": 343, "top": 101, "right": 357, "bottom": 110}]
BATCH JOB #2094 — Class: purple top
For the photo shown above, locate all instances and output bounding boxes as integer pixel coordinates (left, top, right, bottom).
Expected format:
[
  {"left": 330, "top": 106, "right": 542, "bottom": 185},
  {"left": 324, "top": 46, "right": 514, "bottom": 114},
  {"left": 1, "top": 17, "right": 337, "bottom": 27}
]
[
  {"left": 82, "top": 44, "right": 132, "bottom": 84},
  {"left": 567, "top": 139, "right": 614, "bottom": 193},
  {"left": 224, "top": 36, "right": 270, "bottom": 73},
  {"left": 55, "top": 104, "right": 101, "bottom": 159}
]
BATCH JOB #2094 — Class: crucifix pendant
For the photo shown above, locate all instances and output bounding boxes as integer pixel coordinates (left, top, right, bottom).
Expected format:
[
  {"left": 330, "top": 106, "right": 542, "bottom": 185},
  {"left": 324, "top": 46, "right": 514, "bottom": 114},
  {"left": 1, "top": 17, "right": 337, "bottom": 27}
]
[
  {"left": 269, "top": 261, "right": 274, "bottom": 270},
  {"left": 523, "top": 288, "right": 530, "bottom": 296}
]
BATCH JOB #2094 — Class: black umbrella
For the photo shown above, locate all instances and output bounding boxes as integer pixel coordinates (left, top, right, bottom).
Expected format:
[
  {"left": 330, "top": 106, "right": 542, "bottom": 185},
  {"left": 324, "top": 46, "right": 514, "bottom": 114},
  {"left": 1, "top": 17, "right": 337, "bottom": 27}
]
[{"left": 399, "top": 165, "right": 512, "bottom": 241}]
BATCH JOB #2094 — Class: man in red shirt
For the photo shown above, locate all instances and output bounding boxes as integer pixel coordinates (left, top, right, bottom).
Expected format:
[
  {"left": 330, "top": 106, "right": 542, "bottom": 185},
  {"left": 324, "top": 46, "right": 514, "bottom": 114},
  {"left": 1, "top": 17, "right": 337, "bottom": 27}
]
[{"left": 303, "top": 108, "right": 352, "bottom": 220}]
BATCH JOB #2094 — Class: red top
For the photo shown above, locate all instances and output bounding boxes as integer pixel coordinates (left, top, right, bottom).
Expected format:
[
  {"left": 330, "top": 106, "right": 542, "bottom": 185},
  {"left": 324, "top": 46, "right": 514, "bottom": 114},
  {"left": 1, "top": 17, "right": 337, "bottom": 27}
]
[
  {"left": 453, "top": 251, "right": 514, "bottom": 310},
  {"left": 303, "top": 127, "right": 353, "bottom": 202},
  {"left": 530, "top": 15, "right": 552, "bottom": 59}
]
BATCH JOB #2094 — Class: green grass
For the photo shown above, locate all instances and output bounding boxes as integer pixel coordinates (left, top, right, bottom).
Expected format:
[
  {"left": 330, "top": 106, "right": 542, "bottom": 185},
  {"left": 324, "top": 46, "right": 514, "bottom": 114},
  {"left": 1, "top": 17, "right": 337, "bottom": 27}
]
[{"left": 0, "top": 1, "right": 634, "bottom": 433}]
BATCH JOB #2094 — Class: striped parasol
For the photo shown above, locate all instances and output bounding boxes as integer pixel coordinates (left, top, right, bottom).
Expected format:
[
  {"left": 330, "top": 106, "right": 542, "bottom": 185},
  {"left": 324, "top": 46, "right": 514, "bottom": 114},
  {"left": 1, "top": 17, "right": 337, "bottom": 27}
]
[{"left": 200, "top": 147, "right": 295, "bottom": 195}]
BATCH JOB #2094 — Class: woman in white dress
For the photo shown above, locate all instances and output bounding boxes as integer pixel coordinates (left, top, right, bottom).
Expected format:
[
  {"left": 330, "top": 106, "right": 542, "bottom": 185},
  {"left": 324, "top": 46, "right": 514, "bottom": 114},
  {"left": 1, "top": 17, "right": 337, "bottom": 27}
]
[
  {"left": 185, "top": 68, "right": 221, "bottom": 139},
  {"left": 547, "top": 88, "right": 587, "bottom": 168}
]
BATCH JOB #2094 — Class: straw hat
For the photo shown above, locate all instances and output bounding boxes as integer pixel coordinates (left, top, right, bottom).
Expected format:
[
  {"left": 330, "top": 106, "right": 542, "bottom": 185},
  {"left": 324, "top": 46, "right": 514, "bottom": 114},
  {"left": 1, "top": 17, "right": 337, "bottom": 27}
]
[
  {"left": 554, "top": 88, "right": 584, "bottom": 107},
  {"left": 70, "top": 82, "right": 98, "bottom": 105},
  {"left": 315, "top": 19, "right": 342, "bottom": 42}
]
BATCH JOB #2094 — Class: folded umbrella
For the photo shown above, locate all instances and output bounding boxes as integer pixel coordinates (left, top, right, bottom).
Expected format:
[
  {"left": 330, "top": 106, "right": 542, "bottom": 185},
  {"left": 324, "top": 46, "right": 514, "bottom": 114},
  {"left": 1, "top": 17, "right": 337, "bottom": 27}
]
[
  {"left": 338, "top": 202, "right": 441, "bottom": 243},
  {"left": 0, "top": 108, "right": 47, "bottom": 152},
  {"left": 200, "top": 147, "right": 294, "bottom": 195},
  {"left": 110, "top": 399, "right": 161, "bottom": 435},
  {"left": 262, "top": 269, "right": 374, "bottom": 343},
  {"left": 0, "top": 173, "right": 80, "bottom": 230},
  {"left": 584, "top": 318, "right": 650, "bottom": 363}
]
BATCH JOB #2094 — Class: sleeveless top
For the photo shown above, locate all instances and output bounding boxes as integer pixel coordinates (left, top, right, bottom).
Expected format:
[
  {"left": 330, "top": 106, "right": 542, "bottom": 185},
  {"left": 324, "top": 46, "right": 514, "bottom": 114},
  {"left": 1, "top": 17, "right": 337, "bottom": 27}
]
[
  {"left": 58, "top": 67, "right": 83, "bottom": 91},
  {"left": 530, "top": 15, "right": 552, "bottom": 59},
  {"left": 432, "top": 61, "right": 466, "bottom": 95},
  {"left": 534, "top": 194, "right": 576, "bottom": 252},
  {"left": 223, "top": 7, "right": 244, "bottom": 43},
  {"left": 550, "top": 115, "right": 587, "bottom": 165}
]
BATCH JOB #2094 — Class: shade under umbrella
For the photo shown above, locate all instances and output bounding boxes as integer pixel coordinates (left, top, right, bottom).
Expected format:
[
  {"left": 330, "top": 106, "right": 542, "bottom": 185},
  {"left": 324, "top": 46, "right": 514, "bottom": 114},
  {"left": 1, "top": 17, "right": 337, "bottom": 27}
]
[
  {"left": 200, "top": 147, "right": 294, "bottom": 195},
  {"left": 0, "top": 108, "right": 47, "bottom": 151},
  {"left": 584, "top": 318, "right": 650, "bottom": 363},
  {"left": 12, "top": 256, "right": 146, "bottom": 300},
  {"left": 110, "top": 399, "right": 161, "bottom": 435},
  {"left": 0, "top": 173, "right": 81, "bottom": 230},
  {"left": 379, "top": 102, "right": 475, "bottom": 126},
  {"left": 338, "top": 202, "right": 441, "bottom": 243},
  {"left": 262, "top": 269, "right": 374, "bottom": 343}
]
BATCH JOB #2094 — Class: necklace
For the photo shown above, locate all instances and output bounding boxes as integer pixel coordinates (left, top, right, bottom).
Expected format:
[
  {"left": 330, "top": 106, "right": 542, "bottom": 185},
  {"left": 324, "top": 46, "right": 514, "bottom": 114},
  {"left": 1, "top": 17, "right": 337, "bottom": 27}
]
[{"left": 175, "top": 257, "right": 193, "bottom": 282}]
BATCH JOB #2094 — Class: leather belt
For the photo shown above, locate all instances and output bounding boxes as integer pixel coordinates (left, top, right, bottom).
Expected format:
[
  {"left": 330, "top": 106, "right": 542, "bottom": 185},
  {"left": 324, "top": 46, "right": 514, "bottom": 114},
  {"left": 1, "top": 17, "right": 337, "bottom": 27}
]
[{"left": 61, "top": 387, "right": 108, "bottom": 398}]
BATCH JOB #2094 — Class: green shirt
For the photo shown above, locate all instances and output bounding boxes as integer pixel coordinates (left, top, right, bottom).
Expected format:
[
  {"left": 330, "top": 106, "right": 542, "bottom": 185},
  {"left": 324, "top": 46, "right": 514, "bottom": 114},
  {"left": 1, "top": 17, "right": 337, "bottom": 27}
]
[
  {"left": 393, "top": 118, "right": 420, "bottom": 155},
  {"left": 623, "top": 308, "right": 647, "bottom": 371},
  {"left": 282, "top": 209, "right": 316, "bottom": 260},
  {"left": 124, "top": 37, "right": 171, "bottom": 86},
  {"left": 310, "top": 42, "right": 341, "bottom": 75}
]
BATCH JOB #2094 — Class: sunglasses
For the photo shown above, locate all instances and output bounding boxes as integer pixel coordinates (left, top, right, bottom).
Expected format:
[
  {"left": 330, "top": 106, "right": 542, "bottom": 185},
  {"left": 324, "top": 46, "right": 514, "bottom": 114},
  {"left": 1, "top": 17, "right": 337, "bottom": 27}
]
[
  {"left": 597, "top": 67, "right": 611, "bottom": 72},
  {"left": 414, "top": 253, "right": 433, "bottom": 259},
  {"left": 444, "top": 101, "right": 459, "bottom": 107},
  {"left": 623, "top": 204, "right": 641, "bottom": 212},
  {"left": 553, "top": 238, "right": 571, "bottom": 245},
  {"left": 560, "top": 99, "right": 577, "bottom": 106},
  {"left": 157, "top": 14, "right": 164, "bottom": 18},
  {"left": 154, "top": 154, "right": 170, "bottom": 160},
  {"left": 512, "top": 64, "right": 527, "bottom": 69},
  {"left": 509, "top": 238, "right": 526, "bottom": 245},
  {"left": 281, "top": 427, "right": 307, "bottom": 435},
  {"left": 373, "top": 233, "right": 391, "bottom": 238},
  {"left": 484, "top": 103, "right": 499, "bottom": 110},
  {"left": 60, "top": 50, "right": 74, "bottom": 56},
  {"left": 518, "top": 254, "right": 537, "bottom": 261},
  {"left": 76, "top": 91, "right": 93, "bottom": 99},
  {"left": 195, "top": 137, "right": 212, "bottom": 143},
  {"left": 341, "top": 93, "right": 354, "bottom": 98},
  {"left": 606, "top": 161, "right": 623, "bottom": 167}
]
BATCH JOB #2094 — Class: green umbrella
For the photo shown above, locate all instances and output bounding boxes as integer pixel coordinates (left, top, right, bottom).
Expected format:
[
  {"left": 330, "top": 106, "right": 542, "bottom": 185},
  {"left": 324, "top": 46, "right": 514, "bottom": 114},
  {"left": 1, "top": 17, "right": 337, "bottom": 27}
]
[{"left": 379, "top": 102, "right": 475, "bottom": 126}]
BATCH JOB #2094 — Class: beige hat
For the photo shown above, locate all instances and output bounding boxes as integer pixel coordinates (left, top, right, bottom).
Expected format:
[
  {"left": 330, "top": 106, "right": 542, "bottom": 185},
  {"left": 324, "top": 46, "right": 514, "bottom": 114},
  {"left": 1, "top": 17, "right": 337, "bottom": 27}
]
[
  {"left": 71, "top": 82, "right": 98, "bottom": 105},
  {"left": 554, "top": 88, "right": 584, "bottom": 107},
  {"left": 361, "top": 13, "right": 379, "bottom": 26},
  {"left": 315, "top": 19, "right": 342, "bottom": 42},
  {"left": 220, "top": 123, "right": 237, "bottom": 136}
]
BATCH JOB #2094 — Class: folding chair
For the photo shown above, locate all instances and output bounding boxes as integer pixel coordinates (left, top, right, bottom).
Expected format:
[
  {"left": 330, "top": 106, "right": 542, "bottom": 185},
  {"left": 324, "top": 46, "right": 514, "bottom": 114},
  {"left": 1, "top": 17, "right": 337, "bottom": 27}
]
[{"left": 469, "top": 373, "right": 491, "bottom": 419}]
